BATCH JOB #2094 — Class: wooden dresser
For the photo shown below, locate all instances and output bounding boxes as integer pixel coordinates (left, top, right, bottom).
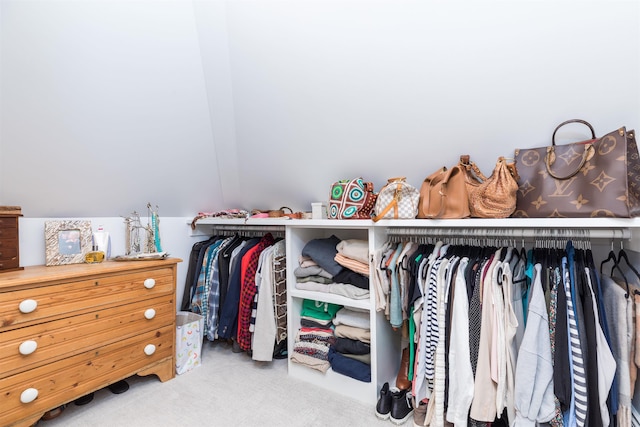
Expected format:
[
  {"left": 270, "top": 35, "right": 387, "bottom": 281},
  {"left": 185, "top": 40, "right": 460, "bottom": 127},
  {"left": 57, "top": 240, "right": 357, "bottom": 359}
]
[{"left": 0, "top": 258, "right": 180, "bottom": 427}]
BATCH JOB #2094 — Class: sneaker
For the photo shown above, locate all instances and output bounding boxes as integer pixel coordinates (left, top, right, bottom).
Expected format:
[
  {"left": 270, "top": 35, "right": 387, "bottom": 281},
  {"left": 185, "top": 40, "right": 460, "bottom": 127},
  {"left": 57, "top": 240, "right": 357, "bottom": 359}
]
[
  {"left": 390, "top": 387, "right": 414, "bottom": 425},
  {"left": 375, "top": 382, "right": 391, "bottom": 420},
  {"left": 413, "top": 399, "right": 428, "bottom": 427}
]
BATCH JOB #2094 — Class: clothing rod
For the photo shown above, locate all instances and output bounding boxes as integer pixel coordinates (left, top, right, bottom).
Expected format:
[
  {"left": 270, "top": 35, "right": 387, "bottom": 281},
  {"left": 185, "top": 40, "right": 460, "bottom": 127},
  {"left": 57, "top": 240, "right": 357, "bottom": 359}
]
[
  {"left": 384, "top": 227, "right": 631, "bottom": 240},
  {"left": 209, "top": 224, "right": 285, "bottom": 233}
]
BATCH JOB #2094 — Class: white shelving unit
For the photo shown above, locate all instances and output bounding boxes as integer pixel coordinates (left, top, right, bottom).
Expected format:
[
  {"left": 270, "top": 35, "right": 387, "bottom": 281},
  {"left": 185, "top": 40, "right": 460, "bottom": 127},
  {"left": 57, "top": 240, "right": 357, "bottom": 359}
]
[
  {"left": 192, "top": 216, "right": 640, "bottom": 406},
  {"left": 285, "top": 220, "right": 397, "bottom": 405}
]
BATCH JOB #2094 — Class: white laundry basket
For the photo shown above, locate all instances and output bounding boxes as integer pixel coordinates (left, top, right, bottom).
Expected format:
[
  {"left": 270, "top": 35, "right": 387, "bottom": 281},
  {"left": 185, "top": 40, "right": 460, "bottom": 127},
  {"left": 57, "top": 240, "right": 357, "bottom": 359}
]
[{"left": 175, "top": 311, "right": 204, "bottom": 375}]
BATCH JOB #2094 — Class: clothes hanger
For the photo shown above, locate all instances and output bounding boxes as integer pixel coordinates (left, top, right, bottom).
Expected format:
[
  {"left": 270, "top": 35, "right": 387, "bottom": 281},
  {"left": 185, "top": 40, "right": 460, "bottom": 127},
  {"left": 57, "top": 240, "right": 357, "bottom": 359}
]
[
  {"left": 616, "top": 245, "right": 640, "bottom": 282},
  {"left": 379, "top": 242, "right": 397, "bottom": 271},
  {"left": 615, "top": 242, "right": 640, "bottom": 298},
  {"left": 399, "top": 242, "right": 421, "bottom": 272},
  {"left": 602, "top": 238, "right": 631, "bottom": 298},
  {"left": 600, "top": 249, "right": 618, "bottom": 275}
]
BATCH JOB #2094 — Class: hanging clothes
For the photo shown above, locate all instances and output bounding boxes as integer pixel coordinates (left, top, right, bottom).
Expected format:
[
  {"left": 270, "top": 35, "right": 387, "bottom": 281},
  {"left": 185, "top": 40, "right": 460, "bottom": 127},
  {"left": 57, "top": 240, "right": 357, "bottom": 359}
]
[
  {"left": 585, "top": 266, "right": 616, "bottom": 426},
  {"left": 252, "top": 242, "right": 279, "bottom": 361},
  {"left": 372, "top": 231, "right": 631, "bottom": 427},
  {"left": 601, "top": 271, "right": 634, "bottom": 426},
  {"left": 183, "top": 231, "right": 286, "bottom": 362},
  {"left": 514, "top": 263, "right": 557, "bottom": 424},
  {"left": 237, "top": 233, "right": 275, "bottom": 351},
  {"left": 446, "top": 256, "right": 474, "bottom": 426}
]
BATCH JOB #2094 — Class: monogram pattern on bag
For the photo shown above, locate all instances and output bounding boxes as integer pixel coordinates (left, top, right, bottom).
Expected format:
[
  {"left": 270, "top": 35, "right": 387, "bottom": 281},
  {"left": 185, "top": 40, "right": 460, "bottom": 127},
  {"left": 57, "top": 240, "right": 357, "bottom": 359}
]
[
  {"left": 374, "top": 179, "right": 419, "bottom": 220},
  {"left": 514, "top": 127, "right": 638, "bottom": 218},
  {"left": 627, "top": 132, "right": 640, "bottom": 216}
]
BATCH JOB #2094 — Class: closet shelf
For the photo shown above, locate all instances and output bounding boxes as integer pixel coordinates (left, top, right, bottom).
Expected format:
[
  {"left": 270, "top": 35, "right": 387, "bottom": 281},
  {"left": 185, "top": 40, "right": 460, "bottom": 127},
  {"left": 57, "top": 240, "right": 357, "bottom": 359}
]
[
  {"left": 194, "top": 217, "right": 640, "bottom": 230},
  {"left": 193, "top": 218, "right": 373, "bottom": 229},
  {"left": 193, "top": 218, "right": 292, "bottom": 226},
  {"left": 374, "top": 217, "right": 640, "bottom": 229},
  {"left": 289, "top": 288, "right": 371, "bottom": 310}
]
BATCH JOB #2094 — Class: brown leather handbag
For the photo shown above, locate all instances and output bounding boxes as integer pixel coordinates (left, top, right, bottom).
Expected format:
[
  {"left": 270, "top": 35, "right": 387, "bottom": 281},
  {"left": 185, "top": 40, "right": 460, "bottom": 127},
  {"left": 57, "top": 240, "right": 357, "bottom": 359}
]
[
  {"left": 514, "top": 119, "right": 640, "bottom": 218},
  {"left": 417, "top": 165, "right": 470, "bottom": 219},
  {"left": 469, "top": 157, "right": 519, "bottom": 218},
  {"left": 459, "top": 155, "right": 488, "bottom": 217}
]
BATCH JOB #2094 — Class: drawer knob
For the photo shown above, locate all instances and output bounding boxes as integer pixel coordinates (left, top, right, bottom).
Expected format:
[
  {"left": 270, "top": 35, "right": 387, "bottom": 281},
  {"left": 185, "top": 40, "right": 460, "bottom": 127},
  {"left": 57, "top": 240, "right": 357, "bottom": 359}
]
[
  {"left": 143, "top": 278, "right": 156, "bottom": 289},
  {"left": 144, "top": 344, "right": 156, "bottom": 355},
  {"left": 19, "top": 299, "right": 38, "bottom": 314},
  {"left": 20, "top": 388, "right": 38, "bottom": 404},
  {"left": 19, "top": 340, "right": 38, "bottom": 355},
  {"left": 144, "top": 308, "right": 156, "bottom": 320}
]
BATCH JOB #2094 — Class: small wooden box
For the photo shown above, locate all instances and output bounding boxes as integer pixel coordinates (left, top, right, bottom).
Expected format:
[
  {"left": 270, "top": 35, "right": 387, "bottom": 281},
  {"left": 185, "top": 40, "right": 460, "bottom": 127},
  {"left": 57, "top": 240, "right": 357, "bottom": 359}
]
[{"left": 0, "top": 206, "right": 23, "bottom": 272}]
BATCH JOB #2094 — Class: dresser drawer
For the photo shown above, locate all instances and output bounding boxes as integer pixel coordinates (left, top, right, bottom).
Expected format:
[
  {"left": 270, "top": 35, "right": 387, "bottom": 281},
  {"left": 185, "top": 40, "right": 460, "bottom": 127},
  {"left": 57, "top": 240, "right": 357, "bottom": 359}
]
[
  {"left": 0, "top": 216, "right": 18, "bottom": 229},
  {"left": 0, "top": 241, "right": 19, "bottom": 270},
  {"left": 0, "top": 214, "right": 21, "bottom": 273},
  {"left": 0, "top": 245, "right": 18, "bottom": 260},
  {"left": 1, "top": 324, "right": 174, "bottom": 426},
  {"left": 0, "top": 295, "right": 174, "bottom": 379},
  {"left": 0, "top": 227, "right": 18, "bottom": 239},
  {"left": 0, "top": 238, "right": 18, "bottom": 248},
  {"left": 0, "top": 256, "right": 19, "bottom": 270},
  {"left": 0, "top": 268, "right": 174, "bottom": 331}
]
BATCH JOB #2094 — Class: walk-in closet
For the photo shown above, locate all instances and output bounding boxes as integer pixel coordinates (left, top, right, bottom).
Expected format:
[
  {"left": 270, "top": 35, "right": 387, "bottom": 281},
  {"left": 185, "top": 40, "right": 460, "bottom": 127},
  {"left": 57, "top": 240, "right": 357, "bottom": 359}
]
[{"left": 1, "top": 0, "right": 638, "bottom": 426}]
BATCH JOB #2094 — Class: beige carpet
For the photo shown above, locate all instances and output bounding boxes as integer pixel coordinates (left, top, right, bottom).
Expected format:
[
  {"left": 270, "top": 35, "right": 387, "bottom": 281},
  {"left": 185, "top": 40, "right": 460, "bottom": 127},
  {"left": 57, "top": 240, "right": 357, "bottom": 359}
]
[{"left": 37, "top": 340, "right": 390, "bottom": 427}]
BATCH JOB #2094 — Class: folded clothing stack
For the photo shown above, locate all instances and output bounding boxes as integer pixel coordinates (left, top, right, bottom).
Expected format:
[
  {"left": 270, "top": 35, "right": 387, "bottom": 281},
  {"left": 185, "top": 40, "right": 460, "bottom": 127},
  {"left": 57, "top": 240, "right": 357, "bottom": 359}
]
[
  {"left": 290, "top": 327, "right": 335, "bottom": 373},
  {"left": 329, "top": 307, "right": 371, "bottom": 382},
  {"left": 295, "top": 236, "right": 370, "bottom": 297},
  {"left": 290, "top": 299, "right": 342, "bottom": 373},
  {"left": 335, "top": 239, "right": 370, "bottom": 277}
]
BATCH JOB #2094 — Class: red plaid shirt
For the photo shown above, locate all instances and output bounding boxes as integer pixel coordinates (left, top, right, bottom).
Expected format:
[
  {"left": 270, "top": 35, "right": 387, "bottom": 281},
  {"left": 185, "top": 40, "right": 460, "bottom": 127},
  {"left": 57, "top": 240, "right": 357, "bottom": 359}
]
[{"left": 237, "top": 233, "right": 275, "bottom": 351}]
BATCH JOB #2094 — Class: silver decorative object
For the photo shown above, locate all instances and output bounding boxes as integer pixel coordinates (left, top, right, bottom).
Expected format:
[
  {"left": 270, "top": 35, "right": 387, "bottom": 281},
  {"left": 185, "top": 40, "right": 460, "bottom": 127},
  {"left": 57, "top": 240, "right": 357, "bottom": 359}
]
[
  {"left": 123, "top": 211, "right": 143, "bottom": 255},
  {"left": 123, "top": 204, "right": 162, "bottom": 256}
]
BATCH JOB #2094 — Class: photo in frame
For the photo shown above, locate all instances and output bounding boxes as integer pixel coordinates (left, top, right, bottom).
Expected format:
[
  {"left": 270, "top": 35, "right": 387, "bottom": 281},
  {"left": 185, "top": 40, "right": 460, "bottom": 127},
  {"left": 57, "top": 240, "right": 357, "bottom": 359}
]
[{"left": 44, "top": 220, "right": 92, "bottom": 266}]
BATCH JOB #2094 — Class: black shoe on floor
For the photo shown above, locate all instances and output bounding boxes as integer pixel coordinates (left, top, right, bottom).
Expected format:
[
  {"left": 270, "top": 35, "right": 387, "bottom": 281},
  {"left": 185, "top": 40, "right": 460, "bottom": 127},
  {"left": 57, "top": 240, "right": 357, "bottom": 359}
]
[
  {"left": 375, "top": 382, "right": 391, "bottom": 420},
  {"left": 108, "top": 380, "right": 130, "bottom": 394},
  {"left": 390, "top": 387, "right": 413, "bottom": 425},
  {"left": 231, "top": 340, "right": 243, "bottom": 353},
  {"left": 74, "top": 393, "right": 94, "bottom": 406}
]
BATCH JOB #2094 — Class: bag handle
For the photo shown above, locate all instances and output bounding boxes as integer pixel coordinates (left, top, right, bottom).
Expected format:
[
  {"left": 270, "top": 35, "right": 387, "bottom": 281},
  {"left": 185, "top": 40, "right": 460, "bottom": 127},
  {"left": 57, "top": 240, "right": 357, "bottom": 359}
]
[
  {"left": 423, "top": 167, "right": 455, "bottom": 219},
  {"left": 459, "top": 155, "right": 488, "bottom": 182},
  {"left": 547, "top": 119, "right": 596, "bottom": 180},
  {"left": 551, "top": 119, "right": 596, "bottom": 146},
  {"left": 373, "top": 181, "right": 404, "bottom": 222},
  {"left": 386, "top": 177, "right": 406, "bottom": 183},
  {"left": 372, "top": 198, "right": 397, "bottom": 222}
]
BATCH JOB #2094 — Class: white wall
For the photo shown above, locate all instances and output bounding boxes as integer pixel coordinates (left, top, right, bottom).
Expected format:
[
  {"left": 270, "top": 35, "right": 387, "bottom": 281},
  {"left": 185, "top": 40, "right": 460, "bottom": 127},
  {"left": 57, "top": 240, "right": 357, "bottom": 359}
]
[
  {"left": 1, "top": 0, "right": 223, "bottom": 217},
  {"left": 216, "top": 0, "right": 640, "bottom": 211},
  {"left": 2, "top": 0, "right": 638, "bottom": 218}
]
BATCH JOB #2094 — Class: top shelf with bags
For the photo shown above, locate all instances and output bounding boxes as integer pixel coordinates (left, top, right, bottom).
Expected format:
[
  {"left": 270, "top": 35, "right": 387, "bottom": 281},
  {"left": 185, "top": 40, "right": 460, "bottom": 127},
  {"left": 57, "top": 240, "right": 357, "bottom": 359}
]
[
  {"left": 193, "top": 217, "right": 640, "bottom": 230},
  {"left": 192, "top": 217, "right": 640, "bottom": 249}
]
